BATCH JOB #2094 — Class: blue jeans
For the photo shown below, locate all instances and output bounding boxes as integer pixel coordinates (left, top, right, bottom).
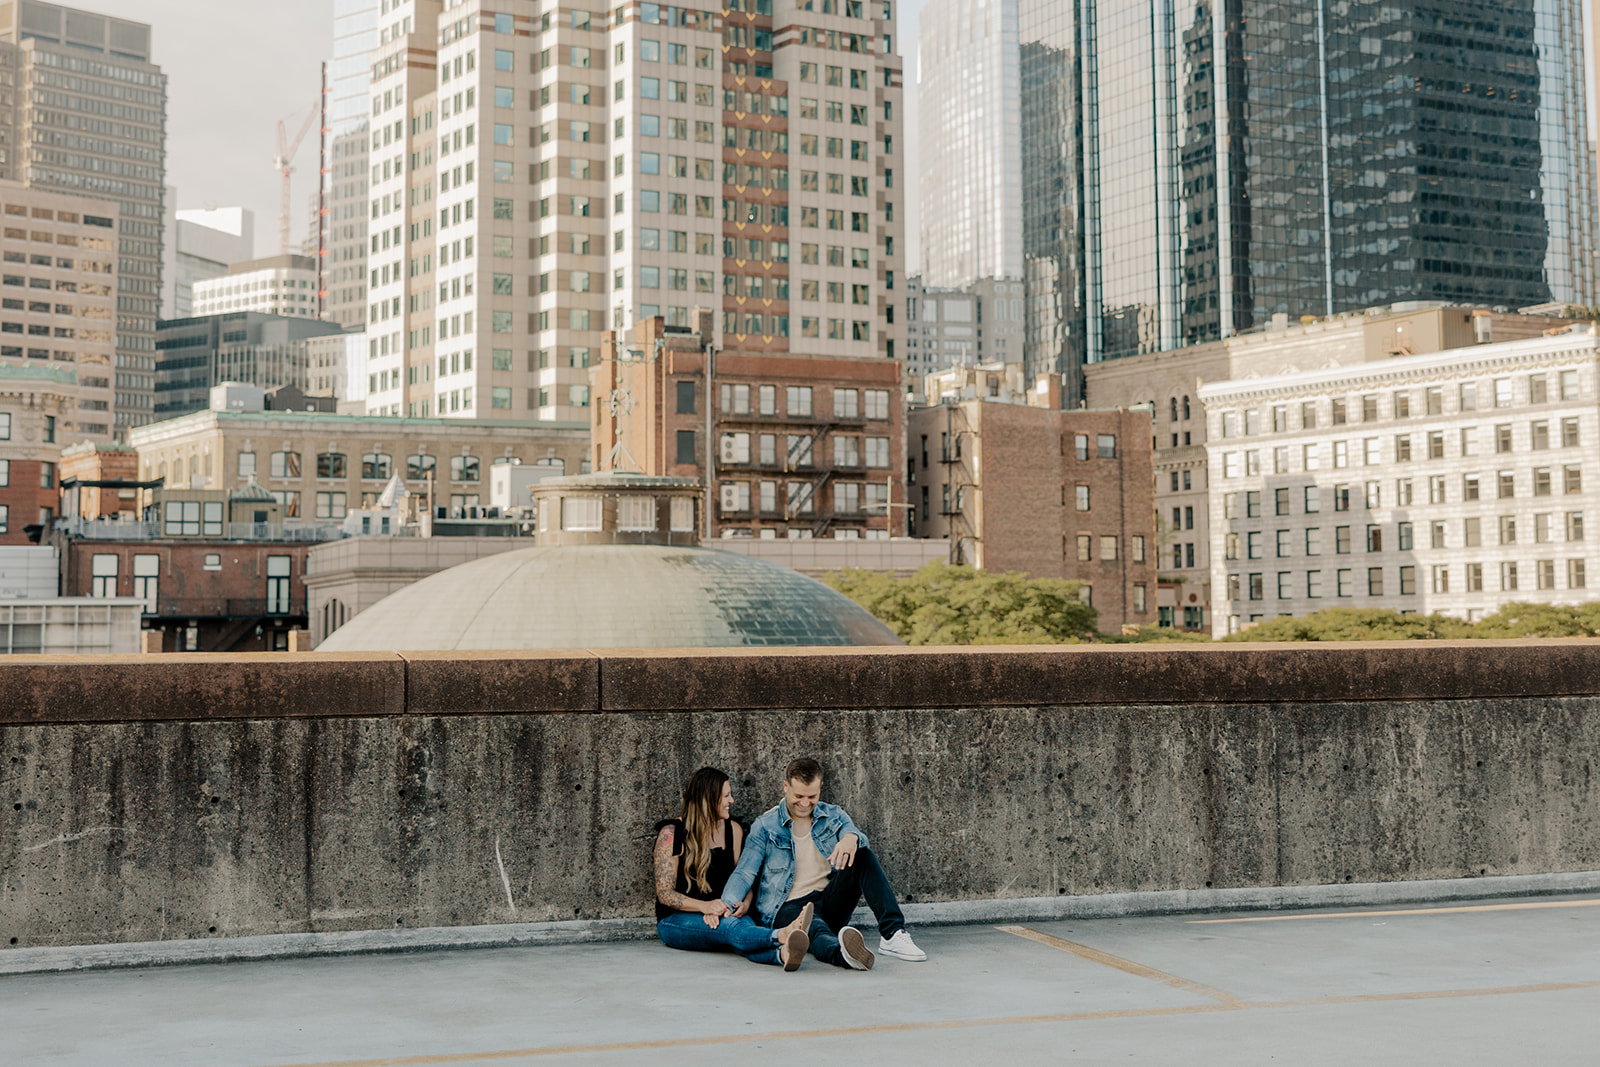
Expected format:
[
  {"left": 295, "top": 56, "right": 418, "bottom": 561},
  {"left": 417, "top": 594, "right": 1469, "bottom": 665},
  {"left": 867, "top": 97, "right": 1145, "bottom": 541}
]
[{"left": 656, "top": 911, "right": 780, "bottom": 966}]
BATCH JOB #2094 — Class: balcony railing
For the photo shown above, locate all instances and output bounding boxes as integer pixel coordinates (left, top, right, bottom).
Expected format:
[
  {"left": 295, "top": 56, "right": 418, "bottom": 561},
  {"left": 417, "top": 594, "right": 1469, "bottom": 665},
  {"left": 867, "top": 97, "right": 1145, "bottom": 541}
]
[
  {"left": 58, "top": 518, "right": 347, "bottom": 543},
  {"left": 144, "top": 597, "right": 304, "bottom": 619}
]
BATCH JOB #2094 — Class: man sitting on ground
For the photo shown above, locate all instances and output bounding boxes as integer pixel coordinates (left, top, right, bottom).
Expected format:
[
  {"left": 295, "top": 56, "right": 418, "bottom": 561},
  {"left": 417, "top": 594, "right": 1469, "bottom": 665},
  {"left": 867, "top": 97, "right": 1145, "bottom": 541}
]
[{"left": 717, "top": 757, "right": 927, "bottom": 970}]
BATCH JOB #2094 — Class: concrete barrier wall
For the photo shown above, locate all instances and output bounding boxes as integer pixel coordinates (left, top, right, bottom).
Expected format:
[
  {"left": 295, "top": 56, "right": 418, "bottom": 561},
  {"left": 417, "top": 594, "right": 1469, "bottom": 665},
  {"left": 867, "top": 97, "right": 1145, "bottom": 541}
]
[{"left": 3, "top": 642, "right": 1600, "bottom": 949}]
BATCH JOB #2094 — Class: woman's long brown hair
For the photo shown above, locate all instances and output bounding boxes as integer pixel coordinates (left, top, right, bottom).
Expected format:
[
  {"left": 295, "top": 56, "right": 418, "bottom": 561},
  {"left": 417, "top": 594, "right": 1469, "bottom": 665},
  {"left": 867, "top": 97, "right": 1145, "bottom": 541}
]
[{"left": 680, "top": 767, "right": 729, "bottom": 895}]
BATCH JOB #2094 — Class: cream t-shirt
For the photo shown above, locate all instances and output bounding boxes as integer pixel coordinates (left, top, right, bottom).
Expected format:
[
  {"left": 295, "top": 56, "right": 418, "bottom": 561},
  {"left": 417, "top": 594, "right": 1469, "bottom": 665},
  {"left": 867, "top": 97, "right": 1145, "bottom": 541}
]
[{"left": 787, "top": 813, "right": 831, "bottom": 900}]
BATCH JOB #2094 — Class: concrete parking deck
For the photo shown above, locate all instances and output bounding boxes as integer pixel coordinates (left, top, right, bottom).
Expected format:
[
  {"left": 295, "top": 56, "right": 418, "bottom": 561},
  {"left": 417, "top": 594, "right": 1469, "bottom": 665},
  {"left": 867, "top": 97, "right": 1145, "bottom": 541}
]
[{"left": 6, "top": 894, "right": 1600, "bottom": 1065}]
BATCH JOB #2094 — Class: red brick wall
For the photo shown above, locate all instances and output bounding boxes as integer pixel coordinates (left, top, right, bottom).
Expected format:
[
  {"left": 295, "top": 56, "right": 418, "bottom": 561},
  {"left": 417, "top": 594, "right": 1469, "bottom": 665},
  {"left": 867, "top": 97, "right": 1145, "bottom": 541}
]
[{"left": 0, "top": 460, "right": 60, "bottom": 545}]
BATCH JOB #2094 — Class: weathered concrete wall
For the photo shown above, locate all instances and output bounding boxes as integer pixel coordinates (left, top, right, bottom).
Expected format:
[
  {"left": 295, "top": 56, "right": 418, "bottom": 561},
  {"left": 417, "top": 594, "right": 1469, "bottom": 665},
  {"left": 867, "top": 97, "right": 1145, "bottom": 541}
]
[{"left": 3, "top": 643, "right": 1600, "bottom": 949}]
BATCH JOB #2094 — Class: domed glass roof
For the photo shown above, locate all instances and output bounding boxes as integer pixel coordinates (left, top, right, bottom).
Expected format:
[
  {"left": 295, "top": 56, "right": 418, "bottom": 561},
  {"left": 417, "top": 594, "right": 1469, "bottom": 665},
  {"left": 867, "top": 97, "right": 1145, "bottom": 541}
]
[{"left": 317, "top": 543, "right": 903, "bottom": 650}]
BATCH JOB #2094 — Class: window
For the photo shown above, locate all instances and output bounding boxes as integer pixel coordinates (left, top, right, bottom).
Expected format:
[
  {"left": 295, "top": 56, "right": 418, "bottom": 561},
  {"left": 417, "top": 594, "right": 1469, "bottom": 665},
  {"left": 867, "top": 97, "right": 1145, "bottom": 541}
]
[
  {"left": 1432, "top": 565, "right": 1449, "bottom": 593},
  {"left": 1332, "top": 484, "right": 1350, "bottom": 512},
  {"left": 1565, "top": 466, "right": 1583, "bottom": 495},
  {"left": 1331, "top": 399, "right": 1347, "bottom": 425},
  {"left": 1563, "top": 418, "right": 1580, "bottom": 448},
  {"left": 786, "top": 386, "right": 813, "bottom": 416},
  {"left": 1335, "top": 526, "right": 1352, "bottom": 554},
  {"left": 1397, "top": 522, "right": 1413, "bottom": 551},
  {"left": 1248, "top": 573, "right": 1264, "bottom": 601},
  {"left": 1531, "top": 421, "right": 1550, "bottom": 451},
  {"left": 1075, "top": 485, "right": 1090, "bottom": 511},
  {"left": 237, "top": 451, "right": 257, "bottom": 477},
  {"left": 362, "top": 453, "right": 392, "bottom": 480},
  {"left": 1499, "top": 515, "right": 1517, "bottom": 545},
  {"left": 1246, "top": 491, "right": 1261, "bottom": 518},
  {"left": 1304, "top": 486, "right": 1320, "bottom": 513},
  {"left": 1276, "top": 529, "right": 1291, "bottom": 557},
  {"left": 1274, "top": 487, "right": 1290, "bottom": 515},
  {"left": 1464, "top": 517, "right": 1482, "bottom": 547},
  {"left": 1333, "top": 441, "right": 1348, "bottom": 468},
  {"left": 90, "top": 553, "right": 117, "bottom": 597},
  {"left": 1303, "top": 444, "right": 1320, "bottom": 471},
  {"left": 1097, "top": 434, "right": 1116, "bottom": 459},
  {"left": 676, "top": 430, "right": 696, "bottom": 465},
  {"left": 1568, "top": 512, "right": 1585, "bottom": 542},
  {"left": 1459, "top": 382, "right": 1478, "bottom": 412},
  {"left": 1395, "top": 434, "right": 1411, "bottom": 461},
  {"left": 1534, "top": 468, "right": 1552, "bottom": 497},
  {"left": 1396, "top": 478, "right": 1413, "bottom": 506},
  {"left": 315, "top": 492, "right": 347, "bottom": 519},
  {"left": 1498, "top": 470, "right": 1516, "bottom": 499},
  {"left": 406, "top": 454, "right": 437, "bottom": 479},
  {"left": 1367, "top": 568, "right": 1384, "bottom": 596},
  {"left": 1337, "top": 569, "right": 1353, "bottom": 597},
  {"left": 1307, "top": 570, "right": 1322, "bottom": 598},
  {"left": 1466, "top": 563, "right": 1484, "bottom": 592},
  {"left": 1132, "top": 536, "right": 1145, "bottom": 562},
  {"left": 1277, "top": 572, "right": 1293, "bottom": 599},
  {"left": 1305, "top": 528, "right": 1322, "bottom": 556},
  {"left": 1428, "top": 432, "right": 1445, "bottom": 460},
  {"left": 1463, "top": 473, "right": 1480, "bottom": 501},
  {"left": 162, "top": 500, "right": 223, "bottom": 536},
  {"left": 1247, "top": 532, "right": 1262, "bottom": 559},
  {"left": 1301, "top": 401, "right": 1319, "bottom": 428},
  {"left": 676, "top": 380, "right": 696, "bottom": 414},
  {"left": 317, "top": 452, "right": 347, "bottom": 479},
  {"left": 1500, "top": 561, "right": 1519, "bottom": 591},
  {"left": 1495, "top": 424, "right": 1513, "bottom": 453},
  {"left": 1569, "top": 559, "right": 1587, "bottom": 589},
  {"left": 1494, "top": 378, "right": 1513, "bottom": 408},
  {"left": 450, "top": 455, "right": 480, "bottom": 482},
  {"left": 270, "top": 451, "right": 301, "bottom": 478},
  {"left": 1366, "top": 525, "right": 1383, "bottom": 552}
]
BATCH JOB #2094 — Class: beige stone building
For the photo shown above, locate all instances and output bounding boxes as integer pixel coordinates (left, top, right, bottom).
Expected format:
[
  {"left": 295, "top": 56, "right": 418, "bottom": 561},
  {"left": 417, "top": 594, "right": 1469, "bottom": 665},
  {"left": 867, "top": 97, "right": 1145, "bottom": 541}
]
[
  {"left": 128, "top": 410, "right": 588, "bottom": 521},
  {"left": 0, "top": 179, "right": 119, "bottom": 443},
  {"left": 1084, "top": 304, "right": 1588, "bottom": 632}
]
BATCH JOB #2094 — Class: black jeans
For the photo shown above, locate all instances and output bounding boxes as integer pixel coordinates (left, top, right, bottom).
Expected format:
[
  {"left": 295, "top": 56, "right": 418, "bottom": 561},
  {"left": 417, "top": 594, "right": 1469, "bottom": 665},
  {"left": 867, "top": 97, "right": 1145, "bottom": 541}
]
[{"left": 771, "top": 846, "right": 906, "bottom": 967}]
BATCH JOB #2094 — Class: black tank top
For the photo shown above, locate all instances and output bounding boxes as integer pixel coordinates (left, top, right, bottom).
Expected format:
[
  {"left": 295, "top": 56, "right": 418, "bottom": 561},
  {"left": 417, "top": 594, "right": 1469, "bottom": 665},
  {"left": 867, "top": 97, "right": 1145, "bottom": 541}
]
[{"left": 653, "top": 818, "right": 740, "bottom": 921}]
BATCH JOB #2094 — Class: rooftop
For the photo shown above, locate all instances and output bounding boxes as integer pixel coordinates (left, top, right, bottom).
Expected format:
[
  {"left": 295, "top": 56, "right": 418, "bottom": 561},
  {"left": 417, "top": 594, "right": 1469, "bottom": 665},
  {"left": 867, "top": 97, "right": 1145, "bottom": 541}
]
[{"left": 6, "top": 891, "right": 1594, "bottom": 1064}]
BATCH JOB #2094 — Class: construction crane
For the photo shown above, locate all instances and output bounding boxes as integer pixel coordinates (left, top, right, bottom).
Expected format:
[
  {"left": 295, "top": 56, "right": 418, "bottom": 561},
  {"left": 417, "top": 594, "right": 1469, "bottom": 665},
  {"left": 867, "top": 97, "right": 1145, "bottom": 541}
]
[{"left": 274, "top": 97, "right": 320, "bottom": 256}]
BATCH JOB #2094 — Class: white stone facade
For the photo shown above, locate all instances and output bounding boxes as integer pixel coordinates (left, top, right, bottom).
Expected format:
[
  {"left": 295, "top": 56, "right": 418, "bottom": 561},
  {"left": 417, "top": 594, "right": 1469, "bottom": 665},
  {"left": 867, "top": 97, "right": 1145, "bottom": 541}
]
[{"left": 1202, "top": 327, "right": 1600, "bottom": 634}]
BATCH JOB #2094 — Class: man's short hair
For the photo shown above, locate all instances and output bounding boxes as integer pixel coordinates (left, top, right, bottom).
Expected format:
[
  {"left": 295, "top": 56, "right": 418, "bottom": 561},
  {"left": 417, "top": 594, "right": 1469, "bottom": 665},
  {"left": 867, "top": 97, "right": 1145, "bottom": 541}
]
[{"left": 785, "top": 757, "right": 823, "bottom": 784}]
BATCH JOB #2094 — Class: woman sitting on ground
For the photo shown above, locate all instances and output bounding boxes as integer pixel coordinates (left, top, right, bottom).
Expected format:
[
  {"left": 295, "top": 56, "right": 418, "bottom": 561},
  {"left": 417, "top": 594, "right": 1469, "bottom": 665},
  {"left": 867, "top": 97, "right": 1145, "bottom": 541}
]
[{"left": 655, "top": 766, "right": 812, "bottom": 971}]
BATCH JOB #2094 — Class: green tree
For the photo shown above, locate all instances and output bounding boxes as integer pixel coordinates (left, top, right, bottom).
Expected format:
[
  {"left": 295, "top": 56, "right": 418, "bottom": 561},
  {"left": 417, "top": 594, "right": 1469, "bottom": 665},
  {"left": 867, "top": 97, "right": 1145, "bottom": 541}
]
[
  {"left": 1219, "top": 607, "right": 1472, "bottom": 642},
  {"left": 823, "top": 563, "right": 1099, "bottom": 645},
  {"left": 1470, "top": 601, "right": 1600, "bottom": 638}
]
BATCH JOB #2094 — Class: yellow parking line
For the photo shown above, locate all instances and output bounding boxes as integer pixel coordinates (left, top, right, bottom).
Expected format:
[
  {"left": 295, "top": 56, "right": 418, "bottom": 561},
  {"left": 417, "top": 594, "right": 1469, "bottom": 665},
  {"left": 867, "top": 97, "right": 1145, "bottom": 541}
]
[
  {"left": 262, "top": 980, "right": 1600, "bottom": 1067},
  {"left": 1189, "top": 898, "right": 1600, "bottom": 924},
  {"left": 995, "top": 924, "right": 1243, "bottom": 1005}
]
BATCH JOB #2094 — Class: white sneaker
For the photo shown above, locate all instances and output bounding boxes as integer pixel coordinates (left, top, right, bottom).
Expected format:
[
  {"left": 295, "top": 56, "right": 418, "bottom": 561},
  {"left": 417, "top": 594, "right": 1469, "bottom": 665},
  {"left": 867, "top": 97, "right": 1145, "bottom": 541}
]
[
  {"left": 878, "top": 929, "right": 927, "bottom": 961},
  {"left": 838, "top": 926, "right": 875, "bottom": 970}
]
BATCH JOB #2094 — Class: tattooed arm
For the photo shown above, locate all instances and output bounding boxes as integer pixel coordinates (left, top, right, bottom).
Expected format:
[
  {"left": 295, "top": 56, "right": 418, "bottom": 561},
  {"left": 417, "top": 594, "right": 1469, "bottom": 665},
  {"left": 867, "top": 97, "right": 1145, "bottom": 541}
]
[{"left": 654, "top": 825, "right": 720, "bottom": 915}]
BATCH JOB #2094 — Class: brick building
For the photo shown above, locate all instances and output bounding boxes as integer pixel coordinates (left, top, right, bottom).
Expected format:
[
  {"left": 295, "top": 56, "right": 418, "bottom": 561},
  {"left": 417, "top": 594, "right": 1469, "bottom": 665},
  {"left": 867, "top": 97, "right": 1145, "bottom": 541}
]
[
  {"left": 594, "top": 314, "right": 904, "bottom": 539},
  {"left": 0, "top": 362, "right": 75, "bottom": 544},
  {"left": 53, "top": 482, "right": 334, "bottom": 652},
  {"left": 907, "top": 365, "right": 1156, "bottom": 629},
  {"left": 58, "top": 441, "right": 142, "bottom": 520}
]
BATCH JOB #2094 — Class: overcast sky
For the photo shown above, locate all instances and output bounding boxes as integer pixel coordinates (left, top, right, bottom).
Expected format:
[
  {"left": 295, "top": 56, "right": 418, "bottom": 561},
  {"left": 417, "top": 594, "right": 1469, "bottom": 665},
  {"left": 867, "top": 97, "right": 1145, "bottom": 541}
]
[{"left": 117, "top": 0, "right": 936, "bottom": 260}]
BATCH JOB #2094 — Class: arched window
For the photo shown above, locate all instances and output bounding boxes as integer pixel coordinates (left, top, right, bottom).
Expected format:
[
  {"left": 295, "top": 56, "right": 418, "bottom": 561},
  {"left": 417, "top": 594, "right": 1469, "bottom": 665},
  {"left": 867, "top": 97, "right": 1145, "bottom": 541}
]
[
  {"left": 1169, "top": 397, "right": 1178, "bottom": 422},
  {"left": 1182, "top": 396, "right": 1191, "bottom": 420}
]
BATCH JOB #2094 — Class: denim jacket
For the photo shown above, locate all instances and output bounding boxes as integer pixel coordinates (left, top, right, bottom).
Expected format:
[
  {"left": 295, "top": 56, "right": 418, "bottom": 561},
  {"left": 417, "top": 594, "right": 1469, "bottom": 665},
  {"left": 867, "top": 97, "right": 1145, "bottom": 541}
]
[{"left": 719, "top": 799, "right": 869, "bottom": 926}]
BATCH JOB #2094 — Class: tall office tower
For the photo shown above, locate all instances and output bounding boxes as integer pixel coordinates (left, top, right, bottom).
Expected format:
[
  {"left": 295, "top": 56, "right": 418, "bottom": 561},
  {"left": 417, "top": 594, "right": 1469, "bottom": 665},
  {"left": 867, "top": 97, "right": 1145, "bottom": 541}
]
[
  {"left": 318, "top": 0, "right": 380, "bottom": 330},
  {"left": 361, "top": 0, "right": 904, "bottom": 425},
  {"left": 1009, "top": 0, "right": 1597, "bottom": 404},
  {"left": 916, "top": 0, "right": 1021, "bottom": 288},
  {"left": 0, "top": 1, "right": 167, "bottom": 436}
]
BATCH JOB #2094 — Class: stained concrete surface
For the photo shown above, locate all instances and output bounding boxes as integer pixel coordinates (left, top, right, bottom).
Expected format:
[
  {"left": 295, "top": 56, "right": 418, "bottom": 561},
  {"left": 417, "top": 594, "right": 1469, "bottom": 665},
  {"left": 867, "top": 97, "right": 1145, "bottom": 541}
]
[{"left": 4, "top": 894, "right": 1598, "bottom": 1065}]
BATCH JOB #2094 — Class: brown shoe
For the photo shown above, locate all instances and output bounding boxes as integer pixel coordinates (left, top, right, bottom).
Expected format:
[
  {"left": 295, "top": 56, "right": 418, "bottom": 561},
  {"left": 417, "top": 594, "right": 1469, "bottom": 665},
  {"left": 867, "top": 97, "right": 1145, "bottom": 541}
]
[
  {"left": 839, "top": 926, "right": 874, "bottom": 971},
  {"left": 781, "top": 926, "right": 809, "bottom": 971}
]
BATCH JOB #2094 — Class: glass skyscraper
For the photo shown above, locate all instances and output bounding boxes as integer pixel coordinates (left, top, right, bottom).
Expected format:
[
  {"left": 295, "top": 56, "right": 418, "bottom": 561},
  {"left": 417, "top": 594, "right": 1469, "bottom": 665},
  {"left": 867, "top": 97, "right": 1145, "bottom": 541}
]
[
  {"left": 1001, "top": 0, "right": 1598, "bottom": 400},
  {"left": 918, "top": 0, "right": 1023, "bottom": 288}
]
